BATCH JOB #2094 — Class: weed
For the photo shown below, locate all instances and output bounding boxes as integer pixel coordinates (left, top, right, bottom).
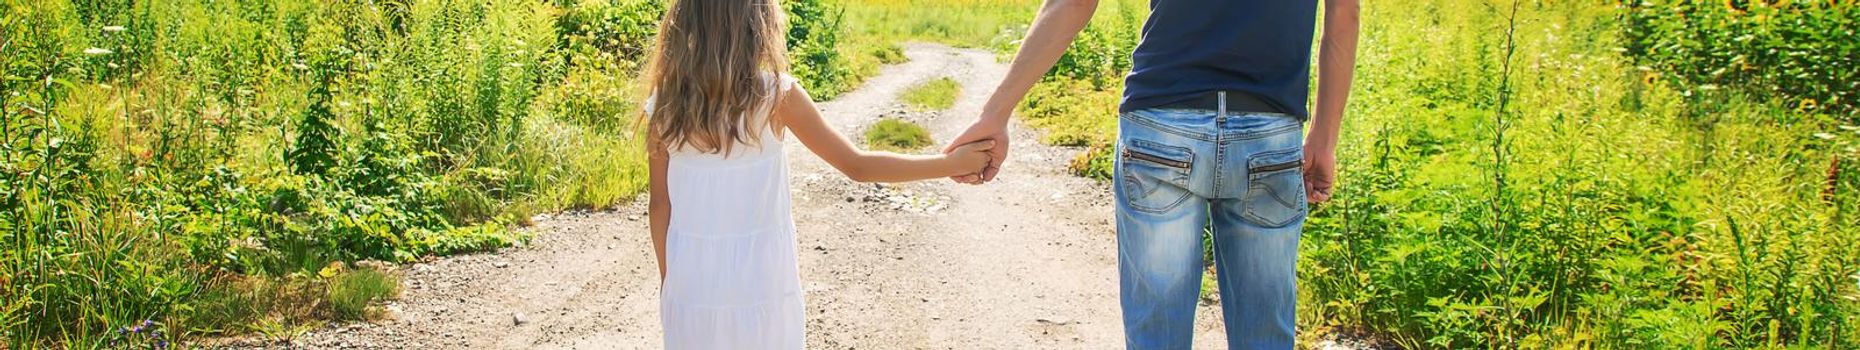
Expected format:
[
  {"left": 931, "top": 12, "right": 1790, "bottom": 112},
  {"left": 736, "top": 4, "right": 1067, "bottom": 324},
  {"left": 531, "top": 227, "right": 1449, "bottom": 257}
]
[
  {"left": 900, "top": 77, "right": 960, "bottom": 111},
  {"left": 864, "top": 118, "right": 933, "bottom": 152},
  {"left": 325, "top": 267, "right": 399, "bottom": 320}
]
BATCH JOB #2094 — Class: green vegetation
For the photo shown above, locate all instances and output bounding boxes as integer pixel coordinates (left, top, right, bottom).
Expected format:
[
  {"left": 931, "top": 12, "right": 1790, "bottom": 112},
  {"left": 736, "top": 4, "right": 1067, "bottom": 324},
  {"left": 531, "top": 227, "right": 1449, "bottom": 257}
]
[
  {"left": 943, "top": 0, "right": 1860, "bottom": 347},
  {"left": 863, "top": 118, "right": 933, "bottom": 152},
  {"left": 0, "top": 0, "right": 864, "bottom": 346},
  {"left": 841, "top": 0, "right": 1039, "bottom": 49},
  {"left": 900, "top": 77, "right": 961, "bottom": 111},
  {"left": 1623, "top": 1, "right": 1858, "bottom": 117},
  {"left": 325, "top": 266, "right": 399, "bottom": 320},
  {"left": 7, "top": 0, "right": 1853, "bottom": 347}
]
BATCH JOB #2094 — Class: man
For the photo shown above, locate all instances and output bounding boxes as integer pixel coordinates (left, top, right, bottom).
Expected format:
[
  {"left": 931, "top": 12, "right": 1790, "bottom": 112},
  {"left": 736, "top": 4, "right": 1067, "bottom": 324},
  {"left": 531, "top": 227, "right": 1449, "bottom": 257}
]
[{"left": 943, "top": 0, "right": 1359, "bottom": 348}]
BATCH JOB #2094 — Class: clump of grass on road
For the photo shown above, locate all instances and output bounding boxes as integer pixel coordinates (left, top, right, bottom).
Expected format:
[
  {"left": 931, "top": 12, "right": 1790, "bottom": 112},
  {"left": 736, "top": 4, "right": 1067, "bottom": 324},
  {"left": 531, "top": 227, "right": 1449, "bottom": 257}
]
[
  {"left": 327, "top": 267, "right": 402, "bottom": 320},
  {"left": 901, "top": 77, "right": 961, "bottom": 111},
  {"left": 865, "top": 118, "right": 934, "bottom": 151}
]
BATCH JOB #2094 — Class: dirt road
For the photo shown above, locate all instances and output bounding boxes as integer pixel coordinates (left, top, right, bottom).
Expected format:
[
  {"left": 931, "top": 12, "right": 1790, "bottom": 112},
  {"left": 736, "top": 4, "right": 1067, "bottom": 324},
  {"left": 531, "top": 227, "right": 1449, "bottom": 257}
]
[{"left": 222, "top": 43, "right": 1250, "bottom": 349}]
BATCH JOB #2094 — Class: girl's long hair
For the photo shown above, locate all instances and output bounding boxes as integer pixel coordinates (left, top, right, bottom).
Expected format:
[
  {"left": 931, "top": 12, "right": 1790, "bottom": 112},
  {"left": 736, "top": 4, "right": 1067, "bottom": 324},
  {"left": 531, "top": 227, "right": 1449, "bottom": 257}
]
[{"left": 643, "top": 0, "right": 789, "bottom": 155}]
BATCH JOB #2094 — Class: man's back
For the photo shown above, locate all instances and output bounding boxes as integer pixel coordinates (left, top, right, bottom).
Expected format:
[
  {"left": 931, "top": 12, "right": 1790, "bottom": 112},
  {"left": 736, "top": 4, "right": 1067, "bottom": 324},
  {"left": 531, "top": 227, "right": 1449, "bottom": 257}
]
[{"left": 1122, "top": 0, "right": 1320, "bottom": 119}]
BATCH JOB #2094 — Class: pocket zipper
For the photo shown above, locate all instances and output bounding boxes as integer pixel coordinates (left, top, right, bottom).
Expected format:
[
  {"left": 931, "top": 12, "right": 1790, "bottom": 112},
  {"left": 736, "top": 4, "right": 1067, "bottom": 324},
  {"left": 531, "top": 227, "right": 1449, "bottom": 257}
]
[
  {"left": 1250, "top": 159, "right": 1303, "bottom": 173},
  {"left": 1125, "top": 149, "right": 1191, "bottom": 169}
]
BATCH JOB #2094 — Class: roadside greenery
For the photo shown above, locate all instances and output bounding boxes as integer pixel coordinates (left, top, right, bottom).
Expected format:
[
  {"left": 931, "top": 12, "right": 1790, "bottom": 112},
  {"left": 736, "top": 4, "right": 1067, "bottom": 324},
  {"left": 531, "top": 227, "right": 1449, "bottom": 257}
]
[
  {"left": 1623, "top": 1, "right": 1858, "bottom": 118},
  {"left": 995, "top": 0, "right": 1860, "bottom": 347},
  {"left": 0, "top": 0, "right": 866, "bottom": 346}
]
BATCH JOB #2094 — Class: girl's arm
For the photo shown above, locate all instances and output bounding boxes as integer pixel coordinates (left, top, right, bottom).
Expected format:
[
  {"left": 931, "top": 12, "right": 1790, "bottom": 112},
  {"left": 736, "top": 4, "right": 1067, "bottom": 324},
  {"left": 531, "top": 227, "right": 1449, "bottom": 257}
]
[
  {"left": 648, "top": 136, "right": 670, "bottom": 282},
  {"left": 777, "top": 82, "right": 995, "bottom": 183}
]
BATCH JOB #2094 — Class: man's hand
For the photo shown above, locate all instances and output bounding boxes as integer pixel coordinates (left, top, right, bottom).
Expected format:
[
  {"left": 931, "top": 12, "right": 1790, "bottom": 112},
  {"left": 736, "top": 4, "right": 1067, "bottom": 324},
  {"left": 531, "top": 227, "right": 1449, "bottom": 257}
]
[
  {"left": 943, "top": 117, "right": 1010, "bottom": 184},
  {"left": 941, "top": 0, "right": 1096, "bottom": 184},
  {"left": 1302, "top": 146, "right": 1336, "bottom": 204}
]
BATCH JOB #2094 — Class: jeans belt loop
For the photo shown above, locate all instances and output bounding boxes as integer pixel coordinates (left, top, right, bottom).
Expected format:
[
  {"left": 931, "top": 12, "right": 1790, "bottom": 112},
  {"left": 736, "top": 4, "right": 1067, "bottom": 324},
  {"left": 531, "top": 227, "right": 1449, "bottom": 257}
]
[{"left": 1216, "top": 91, "right": 1229, "bottom": 129}]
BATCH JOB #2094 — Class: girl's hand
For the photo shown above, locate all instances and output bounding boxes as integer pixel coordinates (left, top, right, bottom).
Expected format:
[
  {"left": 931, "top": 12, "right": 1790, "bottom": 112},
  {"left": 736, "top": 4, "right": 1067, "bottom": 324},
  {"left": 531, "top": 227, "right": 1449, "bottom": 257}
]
[{"left": 947, "top": 140, "right": 997, "bottom": 175}]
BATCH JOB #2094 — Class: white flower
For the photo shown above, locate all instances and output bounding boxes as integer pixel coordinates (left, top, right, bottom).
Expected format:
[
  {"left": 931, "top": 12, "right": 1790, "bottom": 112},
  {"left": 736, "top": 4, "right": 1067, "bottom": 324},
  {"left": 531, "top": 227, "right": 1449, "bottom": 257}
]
[
  {"left": 83, "top": 47, "right": 113, "bottom": 55},
  {"left": 102, "top": 26, "right": 126, "bottom": 32}
]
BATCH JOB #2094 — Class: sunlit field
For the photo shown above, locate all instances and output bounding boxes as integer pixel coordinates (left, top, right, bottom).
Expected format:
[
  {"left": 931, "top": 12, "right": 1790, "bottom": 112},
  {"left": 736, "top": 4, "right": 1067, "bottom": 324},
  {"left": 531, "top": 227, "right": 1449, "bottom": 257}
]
[
  {"left": 854, "top": 0, "right": 1859, "bottom": 347},
  {"left": 3, "top": 0, "right": 1854, "bottom": 347}
]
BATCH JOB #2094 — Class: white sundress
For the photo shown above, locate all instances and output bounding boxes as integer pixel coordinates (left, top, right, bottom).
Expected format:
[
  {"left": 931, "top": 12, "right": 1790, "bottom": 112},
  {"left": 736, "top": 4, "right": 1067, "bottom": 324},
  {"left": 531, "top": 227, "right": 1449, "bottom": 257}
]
[{"left": 659, "top": 75, "right": 805, "bottom": 349}]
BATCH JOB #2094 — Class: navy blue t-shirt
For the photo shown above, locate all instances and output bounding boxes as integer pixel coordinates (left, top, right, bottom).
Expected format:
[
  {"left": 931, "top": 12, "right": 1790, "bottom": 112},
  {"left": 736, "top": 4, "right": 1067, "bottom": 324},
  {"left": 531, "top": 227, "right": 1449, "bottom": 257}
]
[{"left": 1120, "top": 0, "right": 1320, "bottom": 119}]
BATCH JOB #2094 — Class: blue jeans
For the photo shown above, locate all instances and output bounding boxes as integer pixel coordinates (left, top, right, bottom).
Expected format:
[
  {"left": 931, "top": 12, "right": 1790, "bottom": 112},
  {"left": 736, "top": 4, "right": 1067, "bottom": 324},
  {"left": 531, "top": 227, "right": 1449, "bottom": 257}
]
[{"left": 1115, "top": 106, "right": 1306, "bottom": 350}]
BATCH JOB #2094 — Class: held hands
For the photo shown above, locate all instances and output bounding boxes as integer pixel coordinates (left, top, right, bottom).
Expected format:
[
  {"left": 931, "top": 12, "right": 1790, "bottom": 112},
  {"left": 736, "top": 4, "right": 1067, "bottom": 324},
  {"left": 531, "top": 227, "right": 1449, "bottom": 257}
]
[
  {"left": 946, "top": 139, "right": 998, "bottom": 177},
  {"left": 942, "top": 118, "right": 1010, "bottom": 184}
]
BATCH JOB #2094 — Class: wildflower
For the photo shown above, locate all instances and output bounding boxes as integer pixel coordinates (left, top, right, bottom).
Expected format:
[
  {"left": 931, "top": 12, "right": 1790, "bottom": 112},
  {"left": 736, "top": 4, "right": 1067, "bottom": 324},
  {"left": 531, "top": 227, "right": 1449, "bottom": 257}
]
[
  {"left": 83, "top": 47, "right": 113, "bottom": 55},
  {"left": 1797, "top": 99, "right": 1818, "bottom": 112},
  {"left": 102, "top": 25, "right": 126, "bottom": 32}
]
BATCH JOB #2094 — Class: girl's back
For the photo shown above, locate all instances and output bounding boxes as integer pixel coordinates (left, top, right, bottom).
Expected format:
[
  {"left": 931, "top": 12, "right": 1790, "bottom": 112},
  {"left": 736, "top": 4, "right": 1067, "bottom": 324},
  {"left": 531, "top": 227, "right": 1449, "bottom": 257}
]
[
  {"left": 642, "top": 2, "right": 991, "bottom": 348},
  {"left": 659, "top": 75, "right": 805, "bottom": 349}
]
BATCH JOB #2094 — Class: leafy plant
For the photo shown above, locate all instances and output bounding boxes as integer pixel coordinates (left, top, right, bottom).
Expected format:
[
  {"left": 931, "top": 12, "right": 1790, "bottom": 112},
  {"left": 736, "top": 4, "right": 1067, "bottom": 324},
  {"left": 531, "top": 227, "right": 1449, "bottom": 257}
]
[{"left": 1623, "top": 1, "right": 1860, "bottom": 118}]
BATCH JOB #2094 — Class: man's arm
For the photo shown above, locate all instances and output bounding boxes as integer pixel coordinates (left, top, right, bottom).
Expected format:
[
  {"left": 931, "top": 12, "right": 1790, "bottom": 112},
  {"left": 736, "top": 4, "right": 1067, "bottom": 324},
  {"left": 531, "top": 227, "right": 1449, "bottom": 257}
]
[
  {"left": 1304, "top": 0, "right": 1360, "bottom": 204},
  {"left": 943, "top": 0, "right": 1099, "bottom": 184}
]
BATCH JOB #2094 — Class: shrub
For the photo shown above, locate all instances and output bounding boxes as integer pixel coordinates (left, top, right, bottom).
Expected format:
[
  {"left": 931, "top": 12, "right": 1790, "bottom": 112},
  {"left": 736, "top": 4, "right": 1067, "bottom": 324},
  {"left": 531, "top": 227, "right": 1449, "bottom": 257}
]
[
  {"left": 1623, "top": 2, "right": 1860, "bottom": 118},
  {"left": 786, "top": 0, "right": 859, "bottom": 99},
  {"left": 0, "top": 0, "right": 656, "bottom": 346}
]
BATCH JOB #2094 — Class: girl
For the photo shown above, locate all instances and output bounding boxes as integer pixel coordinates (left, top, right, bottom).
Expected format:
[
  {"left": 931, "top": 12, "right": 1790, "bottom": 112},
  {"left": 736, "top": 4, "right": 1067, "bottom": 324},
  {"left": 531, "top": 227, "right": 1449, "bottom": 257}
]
[{"left": 641, "top": 1, "right": 995, "bottom": 348}]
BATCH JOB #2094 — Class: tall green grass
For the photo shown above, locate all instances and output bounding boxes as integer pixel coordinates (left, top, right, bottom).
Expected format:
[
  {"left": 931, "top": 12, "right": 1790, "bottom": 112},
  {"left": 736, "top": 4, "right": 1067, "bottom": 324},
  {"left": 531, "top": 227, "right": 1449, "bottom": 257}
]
[
  {"left": 0, "top": 0, "right": 864, "bottom": 346},
  {"left": 881, "top": 0, "right": 1860, "bottom": 346},
  {"left": 841, "top": 0, "right": 1040, "bottom": 48}
]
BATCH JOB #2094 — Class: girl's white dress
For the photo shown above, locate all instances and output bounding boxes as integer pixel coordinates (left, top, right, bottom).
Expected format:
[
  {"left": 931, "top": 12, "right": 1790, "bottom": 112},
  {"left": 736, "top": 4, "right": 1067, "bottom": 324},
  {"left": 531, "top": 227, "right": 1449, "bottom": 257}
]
[{"left": 660, "top": 75, "right": 805, "bottom": 349}]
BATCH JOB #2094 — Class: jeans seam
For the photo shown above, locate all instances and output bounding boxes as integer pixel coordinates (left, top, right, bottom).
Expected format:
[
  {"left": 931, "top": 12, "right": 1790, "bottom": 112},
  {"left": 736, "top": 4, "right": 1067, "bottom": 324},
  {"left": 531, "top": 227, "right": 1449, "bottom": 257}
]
[
  {"left": 1121, "top": 113, "right": 1215, "bottom": 141},
  {"left": 1220, "top": 122, "right": 1303, "bottom": 141}
]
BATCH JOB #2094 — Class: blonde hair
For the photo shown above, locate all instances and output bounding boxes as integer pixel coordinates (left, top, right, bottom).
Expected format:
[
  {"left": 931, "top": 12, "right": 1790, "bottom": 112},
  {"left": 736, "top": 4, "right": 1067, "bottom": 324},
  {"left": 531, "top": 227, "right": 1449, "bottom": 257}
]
[{"left": 643, "top": 0, "right": 790, "bottom": 155}]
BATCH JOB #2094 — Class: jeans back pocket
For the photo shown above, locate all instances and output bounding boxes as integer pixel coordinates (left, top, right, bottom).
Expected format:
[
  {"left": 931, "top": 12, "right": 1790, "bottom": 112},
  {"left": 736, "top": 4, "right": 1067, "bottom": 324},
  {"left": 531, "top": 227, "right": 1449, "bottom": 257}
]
[
  {"left": 1118, "top": 139, "right": 1194, "bottom": 214},
  {"left": 1241, "top": 148, "right": 1306, "bottom": 227}
]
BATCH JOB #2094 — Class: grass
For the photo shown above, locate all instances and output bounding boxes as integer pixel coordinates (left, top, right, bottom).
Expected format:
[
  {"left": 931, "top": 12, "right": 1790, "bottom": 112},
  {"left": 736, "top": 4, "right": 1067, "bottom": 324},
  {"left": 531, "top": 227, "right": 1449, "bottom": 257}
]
[
  {"left": 326, "top": 267, "right": 400, "bottom": 320},
  {"left": 864, "top": 118, "right": 934, "bottom": 152},
  {"left": 841, "top": 0, "right": 1040, "bottom": 49},
  {"left": 900, "top": 77, "right": 961, "bottom": 111},
  {"left": 848, "top": 0, "right": 1860, "bottom": 347},
  {"left": 0, "top": 0, "right": 873, "bottom": 346}
]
